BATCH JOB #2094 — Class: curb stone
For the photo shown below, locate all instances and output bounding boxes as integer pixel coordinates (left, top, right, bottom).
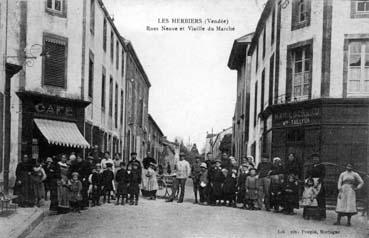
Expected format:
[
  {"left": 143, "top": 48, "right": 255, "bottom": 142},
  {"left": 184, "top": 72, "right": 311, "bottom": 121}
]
[{"left": 9, "top": 207, "right": 48, "bottom": 238}]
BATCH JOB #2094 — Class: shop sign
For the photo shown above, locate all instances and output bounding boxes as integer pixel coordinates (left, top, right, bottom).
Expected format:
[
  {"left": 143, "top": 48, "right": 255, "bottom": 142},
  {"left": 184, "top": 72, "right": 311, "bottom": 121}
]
[
  {"left": 274, "top": 107, "right": 320, "bottom": 126},
  {"left": 34, "top": 102, "right": 74, "bottom": 118}
]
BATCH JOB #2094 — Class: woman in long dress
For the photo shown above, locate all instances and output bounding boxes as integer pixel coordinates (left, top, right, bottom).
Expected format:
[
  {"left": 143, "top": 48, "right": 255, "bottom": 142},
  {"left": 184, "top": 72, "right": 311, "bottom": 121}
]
[
  {"left": 57, "top": 154, "right": 71, "bottom": 213},
  {"left": 14, "top": 155, "right": 34, "bottom": 207},
  {"left": 334, "top": 163, "right": 364, "bottom": 226}
]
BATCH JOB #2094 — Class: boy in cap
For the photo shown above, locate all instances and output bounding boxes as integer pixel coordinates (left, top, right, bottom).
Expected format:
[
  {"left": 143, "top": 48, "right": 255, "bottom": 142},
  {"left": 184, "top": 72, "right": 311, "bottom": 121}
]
[
  {"left": 211, "top": 159, "right": 225, "bottom": 206},
  {"left": 128, "top": 161, "right": 141, "bottom": 205},
  {"left": 101, "top": 163, "right": 114, "bottom": 203},
  {"left": 115, "top": 162, "right": 129, "bottom": 205},
  {"left": 89, "top": 164, "right": 102, "bottom": 206}
]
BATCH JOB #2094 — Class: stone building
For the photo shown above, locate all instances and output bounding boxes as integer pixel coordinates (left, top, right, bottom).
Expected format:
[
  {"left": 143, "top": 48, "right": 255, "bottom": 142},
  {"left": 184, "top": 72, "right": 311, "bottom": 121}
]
[
  {"left": 0, "top": 0, "right": 149, "bottom": 190},
  {"left": 228, "top": 33, "right": 253, "bottom": 161},
  {"left": 124, "top": 41, "right": 151, "bottom": 162},
  {"left": 244, "top": 0, "right": 369, "bottom": 200},
  {"left": 148, "top": 114, "right": 164, "bottom": 163}
]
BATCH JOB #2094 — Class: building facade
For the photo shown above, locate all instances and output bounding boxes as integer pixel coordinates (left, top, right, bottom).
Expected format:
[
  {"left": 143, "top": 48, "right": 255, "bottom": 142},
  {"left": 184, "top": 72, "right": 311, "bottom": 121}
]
[
  {"left": 204, "top": 127, "right": 232, "bottom": 160},
  {"left": 228, "top": 33, "right": 253, "bottom": 161},
  {"left": 245, "top": 0, "right": 369, "bottom": 200},
  {"left": 124, "top": 41, "right": 150, "bottom": 162},
  {"left": 1, "top": 0, "right": 150, "bottom": 189},
  {"left": 148, "top": 114, "right": 164, "bottom": 163}
]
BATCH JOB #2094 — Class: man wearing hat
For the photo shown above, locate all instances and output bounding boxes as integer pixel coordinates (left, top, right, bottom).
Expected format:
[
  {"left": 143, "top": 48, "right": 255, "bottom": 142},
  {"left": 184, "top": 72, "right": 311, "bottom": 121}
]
[
  {"left": 166, "top": 152, "right": 191, "bottom": 203},
  {"left": 191, "top": 156, "right": 202, "bottom": 204},
  {"left": 127, "top": 152, "right": 142, "bottom": 172}
]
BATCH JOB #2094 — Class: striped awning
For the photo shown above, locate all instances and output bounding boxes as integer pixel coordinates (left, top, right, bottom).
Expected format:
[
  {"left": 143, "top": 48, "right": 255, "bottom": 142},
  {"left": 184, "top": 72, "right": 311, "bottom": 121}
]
[{"left": 34, "top": 118, "right": 90, "bottom": 149}]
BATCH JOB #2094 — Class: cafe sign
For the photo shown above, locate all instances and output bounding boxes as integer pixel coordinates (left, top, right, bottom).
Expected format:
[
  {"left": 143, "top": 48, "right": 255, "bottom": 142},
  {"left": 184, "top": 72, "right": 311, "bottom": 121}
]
[
  {"left": 274, "top": 107, "right": 320, "bottom": 126},
  {"left": 34, "top": 102, "right": 74, "bottom": 118}
]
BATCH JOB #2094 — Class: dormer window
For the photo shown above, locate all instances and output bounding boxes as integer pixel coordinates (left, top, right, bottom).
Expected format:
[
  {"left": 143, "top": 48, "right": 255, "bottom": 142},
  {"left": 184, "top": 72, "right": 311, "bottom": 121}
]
[
  {"left": 291, "top": 0, "right": 311, "bottom": 31},
  {"left": 357, "top": 1, "right": 369, "bottom": 12},
  {"left": 351, "top": 0, "right": 369, "bottom": 18}
]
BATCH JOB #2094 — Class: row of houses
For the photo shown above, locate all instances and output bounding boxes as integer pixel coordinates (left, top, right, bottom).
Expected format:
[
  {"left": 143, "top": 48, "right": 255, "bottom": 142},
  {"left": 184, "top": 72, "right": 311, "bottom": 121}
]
[
  {"left": 0, "top": 0, "right": 167, "bottom": 193},
  {"left": 229, "top": 0, "right": 369, "bottom": 198}
]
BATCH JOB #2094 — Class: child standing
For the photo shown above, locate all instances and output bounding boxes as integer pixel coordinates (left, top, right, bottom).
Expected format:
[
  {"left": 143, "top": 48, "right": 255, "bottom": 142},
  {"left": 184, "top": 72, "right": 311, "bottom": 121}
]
[
  {"left": 237, "top": 164, "right": 248, "bottom": 208},
  {"left": 69, "top": 172, "right": 82, "bottom": 213},
  {"left": 245, "top": 168, "right": 258, "bottom": 210},
  {"left": 101, "top": 163, "right": 114, "bottom": 203},
  {"left": 302, "top": 178, "right": 319, "bottom": 219},
  {"left": 211, "top": 160, "right": 225, "bottom": 206},
  {"left": 30, "top": 163, "right": 47, "bottom": 207},
  {"left": 115, "top": 162, "right": 129, "bottom": 205},
  {"left": 223, "top": 168, "right": 237, "bottom": 207},
  {"left": 128, "top": 162, "right": 141, "bottom": 205},
  {"left": 199, "top": 162, "right": 208, "bottom": 205},
  {"left": 89, "top": 164, "right": 102, "bottom": 206},
  {"left": 283, "top": 174, "right": 299, "bottom": 215}
]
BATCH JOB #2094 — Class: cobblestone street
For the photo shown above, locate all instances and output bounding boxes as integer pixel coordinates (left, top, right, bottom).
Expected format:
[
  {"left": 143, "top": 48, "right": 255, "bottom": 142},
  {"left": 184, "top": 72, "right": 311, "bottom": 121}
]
[{"left": 27, "top": 182, "right": 368, "bottom": 238}]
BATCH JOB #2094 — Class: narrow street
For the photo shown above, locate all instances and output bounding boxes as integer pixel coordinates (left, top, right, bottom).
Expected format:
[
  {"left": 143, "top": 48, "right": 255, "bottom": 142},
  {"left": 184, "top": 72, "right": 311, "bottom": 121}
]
[{"left": 27, "top": 182, "right": 368, "bottom": 238}]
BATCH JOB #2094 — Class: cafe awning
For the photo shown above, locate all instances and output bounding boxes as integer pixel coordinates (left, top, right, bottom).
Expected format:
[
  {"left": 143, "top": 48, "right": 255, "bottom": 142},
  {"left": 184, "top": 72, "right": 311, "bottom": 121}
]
[{"left": 34, "top": 118, "right": 90, "bottom": 149}]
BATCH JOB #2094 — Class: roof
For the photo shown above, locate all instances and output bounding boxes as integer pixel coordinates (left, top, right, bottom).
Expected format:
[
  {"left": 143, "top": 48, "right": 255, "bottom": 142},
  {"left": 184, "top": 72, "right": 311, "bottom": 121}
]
[
  {"left": 124, "top": 40, "right": 152, "bottom": 88},
  {"left": 227, "top": 33, "right": 254, "bottom": 70},
  {"left": 248, "top": 0, "right": 275, "bottom": 56},
  {"left": 97, "top": 0, "right": 128, "bottom": 52},
  {"left": 148, "top": 114, "right": 164, "bottom": 136}
]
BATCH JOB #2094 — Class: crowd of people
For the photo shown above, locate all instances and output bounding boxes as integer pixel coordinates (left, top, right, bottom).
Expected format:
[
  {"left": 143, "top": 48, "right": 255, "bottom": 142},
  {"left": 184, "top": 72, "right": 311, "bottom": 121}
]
[
  {"left": 13, "top": 148, "right": 365, "bottom": 227},
  {"left": 185, "top": 152, "right": 364, "bottom": 227},
  {"left": 14, "top": 150, "right": 146, "bottom": 214}
]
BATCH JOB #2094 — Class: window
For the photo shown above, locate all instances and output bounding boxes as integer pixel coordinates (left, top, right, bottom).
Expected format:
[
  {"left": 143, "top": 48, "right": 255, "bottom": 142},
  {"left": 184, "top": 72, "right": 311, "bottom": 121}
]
[
  {"left": 110, "top": 31, "right": 114, "bottom": 62},
  {"left": 120, "top": 90, "right": 124, "bottom": 125},
  {"left": 256, "top": 42, "right": 259, "bottom": 72},
  {"left": 121, "top": 50, "right": 125, "bottom": 77},
  {"left": 116, "top": 41, "right": 119, "bottom": 70},
  {"left": 101, "top": 67, "right": 106, "bottom": 110},
  {"left": 109, "top": 77, "right": 113, "bottom": 116},
  {"left": 115, "top": 83, "right": 118, "bottom": 128},
  {"left": 254, "top": 81, "right": 258, "bottom": 127},
  {"left": 271, "top": 8, "right": 275, "bottom": 45},
  {"left": 292, "top": 45, "right": 312, "bottom": 99},
  {"left": 351, "top": 0, "right": 369, "bottom": 18},
  {"left": 269, "top": 54, "right": 275, "bottom": 106},
  {"left": 139, "top": 99, "right": 144, "bottom": 127},
  {"left": 347, "top": 41, "right": 369, "bottom": 94},
  {"left": 88, "top": 52, "right": 94, "bottom": 97},
  {"left": 357, "top": 1, "right": 369, "bottom": 12},
  {"left": 261, "top": 69, "right": 265, "bottom": 110},
  {"left": 291, "top": 0, "right": 311, "bottom": 30},
  {"left": 90, "top": 0, "right": 95, "bottom": 34},
  {"left": 262, "top": 29, "right": 266, "bottom": 59},
  {"left": 287, "top": 128, "right": 305, "bottom": 143},
  {"left": 103, "top": 19, "right": 107, "bottom": 51},
  {"left": 46, "top": 0, "right": 66, "bottom": 17},
  {"left": 43, "top": 34, "right": 68, "bottom": 88}
]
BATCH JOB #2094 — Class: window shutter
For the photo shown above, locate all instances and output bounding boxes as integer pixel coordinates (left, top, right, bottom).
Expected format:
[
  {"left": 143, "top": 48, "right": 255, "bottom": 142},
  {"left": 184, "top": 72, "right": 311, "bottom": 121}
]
[
  {"left": 44, "top": 39, "right": 67, "bottom": 88},
  {"left": 286, "top": 51, "right": 293, "bottom": 102}
]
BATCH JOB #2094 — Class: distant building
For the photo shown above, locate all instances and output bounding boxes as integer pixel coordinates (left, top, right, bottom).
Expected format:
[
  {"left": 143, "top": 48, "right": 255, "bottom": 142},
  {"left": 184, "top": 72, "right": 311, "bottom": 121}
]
[
  {"left": 148, "top": 114, "right": 164, "bottom": 163},
  {"left": 204, "top": 127, "right": 232, "bottom": 160},
  {"left": 124, "top": 41, "right": 151, "bottom": 162}
]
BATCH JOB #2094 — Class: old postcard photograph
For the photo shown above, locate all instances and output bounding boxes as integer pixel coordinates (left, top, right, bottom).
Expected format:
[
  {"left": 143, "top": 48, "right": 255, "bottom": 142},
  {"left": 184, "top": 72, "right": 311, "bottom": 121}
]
[{"left": 0, "top": 0, "right": 368, "bottom": 237}]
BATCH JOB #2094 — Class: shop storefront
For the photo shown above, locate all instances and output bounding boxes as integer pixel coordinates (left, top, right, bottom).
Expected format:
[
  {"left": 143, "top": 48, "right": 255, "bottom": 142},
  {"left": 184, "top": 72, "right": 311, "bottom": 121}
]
[
  {"left": 17, "top": 91, "right": 91, "bottom": 161},
  {"left": 261, "top": 98, "right": 369, "bottom": 202}
]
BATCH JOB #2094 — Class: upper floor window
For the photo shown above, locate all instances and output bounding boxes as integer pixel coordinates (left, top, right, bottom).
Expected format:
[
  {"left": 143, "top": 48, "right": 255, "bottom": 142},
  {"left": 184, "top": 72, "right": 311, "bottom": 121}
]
[
  {"left": 101, "top": 67, "right": 106, "bottom": 110},
  {"left": 46, "top": 0, "right": 66, "bottom": 17},
  {"left": 262, "top": 29, "right": 266, "bottom": 59},
  {"left": 121, "top": 50, "right": 125, "bottom": 77},
  {"left": 351, "top": 0, "right": 369, "bottom": 18},
  {"left": 43, "top": 34, "right": 68, "bottom": 88},
  {"left": 103, "top": 19, "right": 107, "bottom": 51},
  {"left": 90, "top": 0, "right": 95, "bottom": 34},
  {"left": 116, "top": 41, "right": 119, "bottom": 70},
  {"left": 110, "top": 31, "right": 114, "bottom": 62},
  {"left": 120, "top": 90, "right": 124, "bottom": 125},
  {"left": 115, "top": 83, "right": 119, "bottom": 128},
  {"left": 271, "top": 8, "right": 275, "bottom": 45},
  {"left": 109, "top": 77, "right": 113, "bottom": 116},
  {"left": 291, "top": 0, "right": 311, "bottom": 30},
  {"left": 291, "top": 45, "right": 312, "bottom": 100},
  {"left": 347, "top": 41, "right": 369, "bottom": 95},
  {"left": 88, "top": 51, "right": 94, "bottom": 98}
]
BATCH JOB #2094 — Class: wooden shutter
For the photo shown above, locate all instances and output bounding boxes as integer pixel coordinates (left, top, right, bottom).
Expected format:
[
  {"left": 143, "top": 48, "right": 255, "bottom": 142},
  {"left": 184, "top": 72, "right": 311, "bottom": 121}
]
[
  {"left": 269, "top": 54, "right": 275, "bottom": 106},
  {"left": 286, "top": 50, "right": 293, "bottom": 102},
  {"left": 44, "top": 38, "right": 67, "bottom": 88}
]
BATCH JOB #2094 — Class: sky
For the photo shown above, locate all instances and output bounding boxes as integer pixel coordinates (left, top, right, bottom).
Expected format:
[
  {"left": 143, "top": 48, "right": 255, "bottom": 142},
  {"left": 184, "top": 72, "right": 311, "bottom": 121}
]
[{"left": 103, "top": 0, "right": 263, "bottom": 150}]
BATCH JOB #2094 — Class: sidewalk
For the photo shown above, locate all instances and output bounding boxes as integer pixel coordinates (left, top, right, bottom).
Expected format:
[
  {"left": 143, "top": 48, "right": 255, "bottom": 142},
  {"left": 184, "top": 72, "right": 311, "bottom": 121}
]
[{"left": 0, "top": 202, "right": 49, "bottom": 238}]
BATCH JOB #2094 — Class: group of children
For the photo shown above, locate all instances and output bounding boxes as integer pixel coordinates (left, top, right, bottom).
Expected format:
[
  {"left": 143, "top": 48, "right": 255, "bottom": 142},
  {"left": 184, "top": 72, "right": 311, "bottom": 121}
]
[
  {"left": 195, "top": 158, "right": 318, "bottom": 217},
  {"left": 88, "top": 160, "right": 142, "bottom": 206}
]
